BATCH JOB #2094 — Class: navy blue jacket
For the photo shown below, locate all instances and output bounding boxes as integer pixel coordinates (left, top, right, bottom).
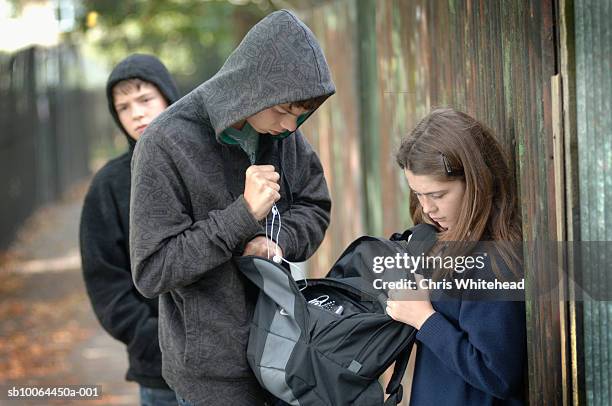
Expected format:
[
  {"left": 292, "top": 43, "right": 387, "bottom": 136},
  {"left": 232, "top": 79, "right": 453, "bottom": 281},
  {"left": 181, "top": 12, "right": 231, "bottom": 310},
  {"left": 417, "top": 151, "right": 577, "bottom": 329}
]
[{"left": 409, "top": 293, "right": 526, "bottom": 405}]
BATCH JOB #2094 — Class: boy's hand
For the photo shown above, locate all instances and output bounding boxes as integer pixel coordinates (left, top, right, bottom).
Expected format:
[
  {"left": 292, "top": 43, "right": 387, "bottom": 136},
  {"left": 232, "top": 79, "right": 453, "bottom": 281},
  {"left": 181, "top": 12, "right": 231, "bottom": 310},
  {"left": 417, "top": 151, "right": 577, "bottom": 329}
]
[
  {"left": 242, "top": 236, "right": 283, "bottom": 259},
  {"left": 244, "top": 165, "right": 280, "bottom": 220}
]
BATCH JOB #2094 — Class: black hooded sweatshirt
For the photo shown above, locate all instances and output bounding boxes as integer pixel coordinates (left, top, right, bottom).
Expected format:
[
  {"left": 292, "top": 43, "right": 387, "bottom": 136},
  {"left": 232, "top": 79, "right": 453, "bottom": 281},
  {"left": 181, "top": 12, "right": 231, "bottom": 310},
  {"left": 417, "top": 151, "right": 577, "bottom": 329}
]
[{"left": 79, "top": 54, "right": 179, "bottom": 389}]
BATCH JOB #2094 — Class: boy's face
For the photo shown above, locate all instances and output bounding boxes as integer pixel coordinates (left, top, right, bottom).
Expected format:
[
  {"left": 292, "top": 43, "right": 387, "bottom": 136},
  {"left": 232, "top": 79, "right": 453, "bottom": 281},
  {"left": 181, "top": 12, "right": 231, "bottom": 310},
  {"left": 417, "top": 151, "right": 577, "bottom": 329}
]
[
  {"left": 246, "top": 103, "right": 310, "bottom": 135},
  {"left": 113, "top": 82, "right": 168, "bottom": 140}
]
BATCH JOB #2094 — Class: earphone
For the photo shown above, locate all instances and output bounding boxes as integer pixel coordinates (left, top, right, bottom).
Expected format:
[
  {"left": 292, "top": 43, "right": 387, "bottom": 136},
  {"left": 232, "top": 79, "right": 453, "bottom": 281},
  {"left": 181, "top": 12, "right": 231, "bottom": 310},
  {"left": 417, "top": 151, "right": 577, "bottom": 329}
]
[
  {"left": 266, "top": 203, "right": 282, "bottom": 260},
  {"left": 266, "top": 203, "right": 307, "bottom": 289}
]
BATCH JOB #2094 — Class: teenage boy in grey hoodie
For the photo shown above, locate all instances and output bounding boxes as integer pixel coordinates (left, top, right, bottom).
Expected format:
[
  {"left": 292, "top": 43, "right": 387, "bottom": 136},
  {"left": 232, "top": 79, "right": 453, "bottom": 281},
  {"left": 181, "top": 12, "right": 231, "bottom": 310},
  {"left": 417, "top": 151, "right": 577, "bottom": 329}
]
[{"left": 130, "top": 10, "right": 335, "bottom": 406}]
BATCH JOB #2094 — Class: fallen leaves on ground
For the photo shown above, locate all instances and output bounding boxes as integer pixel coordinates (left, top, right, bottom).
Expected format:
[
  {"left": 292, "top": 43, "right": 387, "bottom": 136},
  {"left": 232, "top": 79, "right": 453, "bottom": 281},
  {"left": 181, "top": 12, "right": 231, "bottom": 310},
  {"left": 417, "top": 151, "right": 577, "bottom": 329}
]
[{"left": 0, "top": 277, "right": 94, "bottom": 383}]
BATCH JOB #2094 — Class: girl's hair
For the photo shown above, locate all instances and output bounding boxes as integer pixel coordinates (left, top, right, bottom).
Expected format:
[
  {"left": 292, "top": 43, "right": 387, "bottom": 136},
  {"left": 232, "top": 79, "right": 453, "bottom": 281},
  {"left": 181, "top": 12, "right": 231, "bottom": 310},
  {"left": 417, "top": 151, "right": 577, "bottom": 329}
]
[{"left": 396, "top": 107, "right": 522, "bottom": 278}]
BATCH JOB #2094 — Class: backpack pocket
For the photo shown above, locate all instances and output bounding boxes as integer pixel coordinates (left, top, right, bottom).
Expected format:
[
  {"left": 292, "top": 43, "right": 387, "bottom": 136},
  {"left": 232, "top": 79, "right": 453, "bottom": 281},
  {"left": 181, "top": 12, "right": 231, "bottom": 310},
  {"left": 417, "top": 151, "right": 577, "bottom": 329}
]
[
  {"left": 307, "top": 302, "right": 343, "bottom": 340},
  {"left": 298, "top": 345, "right": 384, "bottom": 405}
]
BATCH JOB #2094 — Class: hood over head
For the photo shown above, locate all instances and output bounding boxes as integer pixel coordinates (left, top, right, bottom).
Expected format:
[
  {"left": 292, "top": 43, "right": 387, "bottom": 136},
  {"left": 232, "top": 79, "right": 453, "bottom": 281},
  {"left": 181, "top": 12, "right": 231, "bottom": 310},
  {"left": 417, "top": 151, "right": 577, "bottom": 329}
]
[
  {"left": 106, "top": 54, "right": 180, "bottom": 148},
  {"left": 198, "top": 9, "right": 335, "bottom": 136}
]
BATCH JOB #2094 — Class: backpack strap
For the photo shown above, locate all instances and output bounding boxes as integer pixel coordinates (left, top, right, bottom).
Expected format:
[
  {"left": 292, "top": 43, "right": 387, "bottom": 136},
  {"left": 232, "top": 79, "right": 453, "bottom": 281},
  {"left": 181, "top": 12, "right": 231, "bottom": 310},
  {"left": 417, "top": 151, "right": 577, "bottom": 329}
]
[
  {"left": 389, "top": 228, "right": 412, "bottom": 242},
  {"left": 383, "top": 342, "right": 413, "bottom": 405},
  {"left": 398, "top": 223, "right": 438, "bottom": 262},
  {"left": 391, "top": 223, "right": 437, "bottom": 244},
  {"left": 377, "top": 224, "right": 435, "bottom": 405}
]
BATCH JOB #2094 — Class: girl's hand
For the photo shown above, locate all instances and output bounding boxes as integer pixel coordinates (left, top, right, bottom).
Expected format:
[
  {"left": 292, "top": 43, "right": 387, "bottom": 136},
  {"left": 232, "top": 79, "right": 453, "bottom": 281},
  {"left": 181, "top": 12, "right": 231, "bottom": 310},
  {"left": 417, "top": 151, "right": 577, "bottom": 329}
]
[{"left": 386, "top": 274, "right": 436, "bottom": 329}]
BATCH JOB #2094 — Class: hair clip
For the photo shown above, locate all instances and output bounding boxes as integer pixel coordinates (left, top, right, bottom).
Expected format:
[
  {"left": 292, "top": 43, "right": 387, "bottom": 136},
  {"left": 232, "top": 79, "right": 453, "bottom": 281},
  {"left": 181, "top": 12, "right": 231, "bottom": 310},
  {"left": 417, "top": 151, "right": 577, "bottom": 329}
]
[{"left": 441, "top": 153, "right": 463, "bottom": 176}]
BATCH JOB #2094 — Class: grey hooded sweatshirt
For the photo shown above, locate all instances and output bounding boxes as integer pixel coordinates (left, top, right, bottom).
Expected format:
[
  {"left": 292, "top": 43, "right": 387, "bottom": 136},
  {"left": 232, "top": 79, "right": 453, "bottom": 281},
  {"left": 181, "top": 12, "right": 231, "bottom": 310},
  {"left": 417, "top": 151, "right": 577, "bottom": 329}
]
[{"left": 130, "top": 10, "right": 335, "bottom": 405}]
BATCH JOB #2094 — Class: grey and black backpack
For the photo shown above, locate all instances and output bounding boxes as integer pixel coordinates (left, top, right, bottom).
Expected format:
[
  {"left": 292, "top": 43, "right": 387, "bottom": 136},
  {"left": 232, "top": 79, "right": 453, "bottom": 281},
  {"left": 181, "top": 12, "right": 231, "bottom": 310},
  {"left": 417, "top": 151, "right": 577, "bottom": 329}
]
[{"left": 236, "top": 224, "right": 438, "bottom": 406}]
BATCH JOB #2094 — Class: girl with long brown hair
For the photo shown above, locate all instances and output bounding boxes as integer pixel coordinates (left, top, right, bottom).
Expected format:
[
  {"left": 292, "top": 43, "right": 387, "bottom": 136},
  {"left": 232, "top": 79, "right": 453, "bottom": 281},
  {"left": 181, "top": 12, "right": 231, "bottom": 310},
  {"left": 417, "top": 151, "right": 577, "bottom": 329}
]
[{"left": 386, "top": 108, "right": 526, "bottom": 405}]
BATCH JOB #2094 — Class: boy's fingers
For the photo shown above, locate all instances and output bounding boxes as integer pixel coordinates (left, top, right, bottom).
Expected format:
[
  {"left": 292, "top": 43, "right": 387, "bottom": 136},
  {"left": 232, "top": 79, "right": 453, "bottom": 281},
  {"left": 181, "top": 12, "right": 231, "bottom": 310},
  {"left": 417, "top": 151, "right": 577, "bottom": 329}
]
[
  {"left": 266, "top": 187, "right": 280, "bottom": 199},
  {"left": 246, "top": 165, "right": 276, "bottom": 180},
  {"left": 249, "top": 164, "right": 276, "bottom": 172},
  {"left": 266, "top": 182, "right": 280, "bottom": 192},
  {"left": 259, "top": 172, "right": 280, "bottom": 182}
]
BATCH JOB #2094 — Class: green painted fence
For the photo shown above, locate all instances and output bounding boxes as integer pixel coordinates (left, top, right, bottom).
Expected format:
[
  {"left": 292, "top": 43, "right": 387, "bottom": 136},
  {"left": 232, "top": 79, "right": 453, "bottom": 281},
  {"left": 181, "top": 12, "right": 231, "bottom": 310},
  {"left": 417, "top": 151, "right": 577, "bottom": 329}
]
[
  {"left": 296, "top": 0, "right": 567, "bottom": 403},
  {"left": 575, "top": 0, "right": 612, "bottom": 404}
]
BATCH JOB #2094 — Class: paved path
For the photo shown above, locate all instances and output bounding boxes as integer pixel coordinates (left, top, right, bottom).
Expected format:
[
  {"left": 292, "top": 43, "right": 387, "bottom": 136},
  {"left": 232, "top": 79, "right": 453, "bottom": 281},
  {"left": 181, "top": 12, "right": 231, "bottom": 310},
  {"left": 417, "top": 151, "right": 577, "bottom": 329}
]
[{"left": 0, "top": 183, "right": 139, "bottom": 405}]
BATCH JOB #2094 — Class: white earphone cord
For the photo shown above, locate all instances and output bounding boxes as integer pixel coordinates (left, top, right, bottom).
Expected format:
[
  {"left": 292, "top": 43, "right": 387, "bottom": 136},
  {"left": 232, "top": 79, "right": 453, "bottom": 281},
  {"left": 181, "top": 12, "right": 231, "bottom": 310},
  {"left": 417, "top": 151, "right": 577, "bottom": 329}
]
[{"left": 266, "top": 203, "right": 307, "bottom": 290}]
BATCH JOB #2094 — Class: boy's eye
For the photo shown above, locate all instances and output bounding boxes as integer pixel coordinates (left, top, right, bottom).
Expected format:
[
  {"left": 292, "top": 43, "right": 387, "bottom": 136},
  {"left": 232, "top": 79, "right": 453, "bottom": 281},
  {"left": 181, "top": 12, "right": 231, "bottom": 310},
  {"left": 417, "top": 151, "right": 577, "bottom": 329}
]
[{"left": 431, "top": 194, "right": 444, "bottom": 199}]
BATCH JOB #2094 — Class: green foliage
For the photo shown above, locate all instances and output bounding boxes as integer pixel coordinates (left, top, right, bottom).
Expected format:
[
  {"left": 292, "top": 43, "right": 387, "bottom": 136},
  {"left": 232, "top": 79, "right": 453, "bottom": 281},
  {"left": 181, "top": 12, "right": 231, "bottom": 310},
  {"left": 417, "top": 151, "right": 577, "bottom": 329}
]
[{"left": 78, "top": 0, "right": 277, "bottom": 89}]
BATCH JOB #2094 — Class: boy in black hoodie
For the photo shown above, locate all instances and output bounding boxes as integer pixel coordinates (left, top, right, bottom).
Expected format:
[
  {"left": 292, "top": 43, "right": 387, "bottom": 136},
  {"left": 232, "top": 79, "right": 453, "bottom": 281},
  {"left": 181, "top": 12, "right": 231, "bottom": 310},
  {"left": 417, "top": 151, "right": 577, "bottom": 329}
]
[{"left": 79, "top": 54, "right": 180, "bottom": 406}]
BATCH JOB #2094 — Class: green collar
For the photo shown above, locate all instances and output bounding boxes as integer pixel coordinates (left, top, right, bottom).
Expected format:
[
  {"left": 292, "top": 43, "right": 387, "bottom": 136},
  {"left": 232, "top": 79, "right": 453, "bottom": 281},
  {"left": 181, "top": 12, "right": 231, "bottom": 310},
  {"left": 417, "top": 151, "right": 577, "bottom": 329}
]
[
  {"left": 220, "top": 111, "right": 313, "bottom": 164},
  {"left": 274, "top": 111, "right": 312, "bottom": 138},
  {"left": 221, "top": 123, "right": 260, "bottom": 164}
]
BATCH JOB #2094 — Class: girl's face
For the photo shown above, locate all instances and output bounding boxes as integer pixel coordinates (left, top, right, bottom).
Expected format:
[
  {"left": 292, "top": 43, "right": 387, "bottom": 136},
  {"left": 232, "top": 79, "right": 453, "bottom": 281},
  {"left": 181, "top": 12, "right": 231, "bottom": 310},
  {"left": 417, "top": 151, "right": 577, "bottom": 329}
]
[{"left": 404, "top": 169, "right": 466, "bottom": 231}]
